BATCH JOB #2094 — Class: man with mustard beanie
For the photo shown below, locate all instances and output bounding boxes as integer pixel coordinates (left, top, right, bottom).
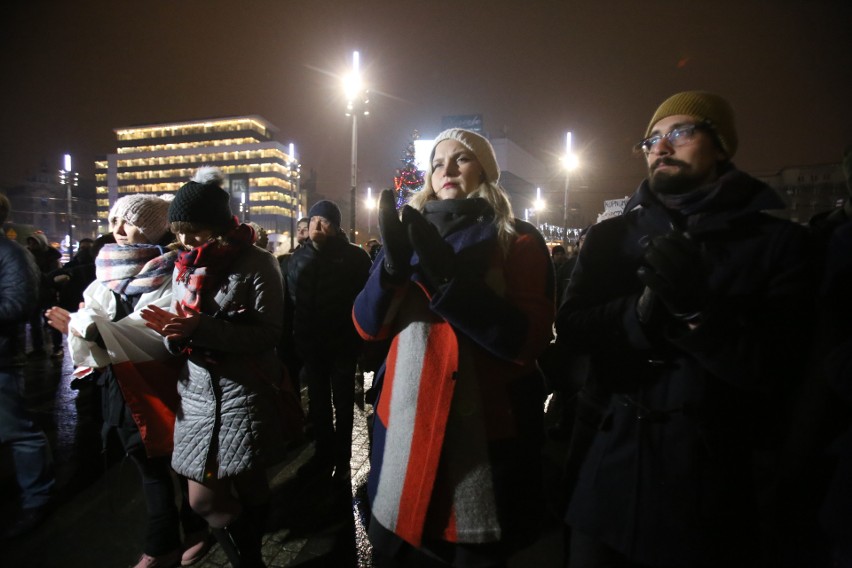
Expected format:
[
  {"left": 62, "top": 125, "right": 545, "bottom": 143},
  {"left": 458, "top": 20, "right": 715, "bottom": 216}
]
[{"left": 555, "top": 92, "right": 813, "bottom": 566}]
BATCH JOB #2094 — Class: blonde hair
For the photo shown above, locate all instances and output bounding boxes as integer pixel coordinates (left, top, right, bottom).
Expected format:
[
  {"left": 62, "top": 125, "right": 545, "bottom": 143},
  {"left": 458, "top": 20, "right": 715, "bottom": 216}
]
[{"left": 408, "top": 145, "right": 516, "bottom": 253}]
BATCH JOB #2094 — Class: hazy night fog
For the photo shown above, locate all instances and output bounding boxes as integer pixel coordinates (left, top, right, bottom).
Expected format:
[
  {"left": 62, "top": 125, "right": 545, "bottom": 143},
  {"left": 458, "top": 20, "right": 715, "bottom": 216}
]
[{"left": 2, "top": 0, "right": 851, "bottom": 216}]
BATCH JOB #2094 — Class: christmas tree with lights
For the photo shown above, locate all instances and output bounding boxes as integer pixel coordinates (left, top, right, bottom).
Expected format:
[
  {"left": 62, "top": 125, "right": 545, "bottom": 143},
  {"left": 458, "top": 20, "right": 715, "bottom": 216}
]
[{"left": 393, "top": 130, "right": 425, "bottom": 208}]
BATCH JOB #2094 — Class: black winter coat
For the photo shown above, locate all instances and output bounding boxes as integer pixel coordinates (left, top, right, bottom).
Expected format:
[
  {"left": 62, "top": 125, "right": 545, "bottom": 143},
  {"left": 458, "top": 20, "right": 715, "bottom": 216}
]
[
  {"left": 556, "top": 167, "right": 813, "bottom": 567},
  {"left": 286, "top": 232, "right": 371, "bottom": 361},
  {"left": 0, "top": 236, "right": 39, "bottom": 366}
]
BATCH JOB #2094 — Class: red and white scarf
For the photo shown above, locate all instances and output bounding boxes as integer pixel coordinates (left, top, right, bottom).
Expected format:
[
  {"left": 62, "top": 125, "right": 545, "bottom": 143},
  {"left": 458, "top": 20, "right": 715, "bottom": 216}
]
[{"left": 174, "top": 223, "right": 256, "bottom": 311}]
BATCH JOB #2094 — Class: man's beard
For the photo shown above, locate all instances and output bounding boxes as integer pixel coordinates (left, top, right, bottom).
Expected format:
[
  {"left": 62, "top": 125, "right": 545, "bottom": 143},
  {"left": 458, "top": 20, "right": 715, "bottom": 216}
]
[{"left": 648, "top": 158, "right": 709, "bottom": 195}]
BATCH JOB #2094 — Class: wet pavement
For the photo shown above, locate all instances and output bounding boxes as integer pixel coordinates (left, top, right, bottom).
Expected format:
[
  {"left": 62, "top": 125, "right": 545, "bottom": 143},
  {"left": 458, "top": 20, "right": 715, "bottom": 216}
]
[{"left": 1, "top": 333, "right": 568, "bottom": 567}]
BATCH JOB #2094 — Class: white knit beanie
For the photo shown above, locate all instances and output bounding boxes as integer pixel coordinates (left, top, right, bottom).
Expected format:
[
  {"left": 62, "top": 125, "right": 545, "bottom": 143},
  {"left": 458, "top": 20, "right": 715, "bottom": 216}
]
[
  {"left": 430, "top": 128, "right": 500, "bottom": 183},
  {"left": 109, "top": 194, "right": 172, "bottom": 244}
]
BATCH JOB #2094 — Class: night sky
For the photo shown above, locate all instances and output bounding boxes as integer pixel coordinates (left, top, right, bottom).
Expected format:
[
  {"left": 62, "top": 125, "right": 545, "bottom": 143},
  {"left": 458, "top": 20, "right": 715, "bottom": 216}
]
[{"left": 3, "top": 0, "right": 851, "bottom": 215}]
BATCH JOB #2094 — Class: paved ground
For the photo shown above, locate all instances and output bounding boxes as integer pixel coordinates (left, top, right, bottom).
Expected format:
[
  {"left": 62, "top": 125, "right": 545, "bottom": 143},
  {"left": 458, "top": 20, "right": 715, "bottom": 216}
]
[{"left": 0, "top": 338, "right": 568, "bottom": 567}]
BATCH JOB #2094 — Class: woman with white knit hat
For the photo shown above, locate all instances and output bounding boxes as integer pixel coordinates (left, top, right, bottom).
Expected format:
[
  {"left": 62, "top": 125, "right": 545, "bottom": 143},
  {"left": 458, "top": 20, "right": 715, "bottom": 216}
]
[
  {"left": 45, "top": 194, "right": 212, "bottom": 568},
  {"left": 354, "top": 129, "right": 556, "bottom": 566}
]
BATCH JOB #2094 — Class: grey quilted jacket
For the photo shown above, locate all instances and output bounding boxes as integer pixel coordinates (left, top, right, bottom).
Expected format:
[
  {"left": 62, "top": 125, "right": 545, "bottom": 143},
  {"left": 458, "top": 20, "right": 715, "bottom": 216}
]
[{"left": 167, "top": 245, "right": 286, "bottom": 481}]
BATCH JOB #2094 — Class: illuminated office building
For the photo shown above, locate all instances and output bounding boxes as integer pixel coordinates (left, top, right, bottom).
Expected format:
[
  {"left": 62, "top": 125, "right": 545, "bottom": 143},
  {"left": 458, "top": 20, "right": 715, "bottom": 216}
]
[{"left": 94, "top": 116, "right": 302, "bottom": 241}]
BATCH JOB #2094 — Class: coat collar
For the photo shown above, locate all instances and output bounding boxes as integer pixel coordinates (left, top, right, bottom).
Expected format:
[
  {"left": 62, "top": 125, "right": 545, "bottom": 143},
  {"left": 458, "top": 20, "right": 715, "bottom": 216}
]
[{"left": 624, "top": 165, "right": 786, "bottom": 233}]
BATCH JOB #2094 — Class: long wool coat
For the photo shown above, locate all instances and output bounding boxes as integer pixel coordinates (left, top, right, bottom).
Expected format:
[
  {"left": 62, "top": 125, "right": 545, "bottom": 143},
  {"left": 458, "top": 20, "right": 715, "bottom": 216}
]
[
  {"left": 557, "top": 168, "right": 813, "bottom": 566},
  {"left": 353, "top": 201, "right": 555, "bottom": 551}
]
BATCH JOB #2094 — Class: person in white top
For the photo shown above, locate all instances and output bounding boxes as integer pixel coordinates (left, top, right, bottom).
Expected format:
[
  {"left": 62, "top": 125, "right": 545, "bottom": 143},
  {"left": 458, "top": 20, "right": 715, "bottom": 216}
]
[{"left": 46, "top": 194, "right": 212, "bottom": 568}]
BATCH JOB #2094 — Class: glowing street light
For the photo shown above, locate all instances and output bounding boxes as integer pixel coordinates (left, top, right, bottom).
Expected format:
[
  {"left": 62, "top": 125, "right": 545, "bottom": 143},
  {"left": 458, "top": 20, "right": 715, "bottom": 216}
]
[
  {"left": 364, "top": 185, "right": 375, "bottom": 235},
  {"left": 344, "top": 50, "right": 370, "bottom": 242},
  {"left": 534, "top": 186, "right": 545, "bottom": 212},
  {"left": 59, "top": 153, "right": 78, "bottom": 254},
  {"left": 560, "top": 132, "right": 579, "bottom": 238},
  {"left": 288, "top": 142, "right": 300, "bottom": 250},
  {"left": 530, "top": 186, "right": 546, "bottom": 229}
]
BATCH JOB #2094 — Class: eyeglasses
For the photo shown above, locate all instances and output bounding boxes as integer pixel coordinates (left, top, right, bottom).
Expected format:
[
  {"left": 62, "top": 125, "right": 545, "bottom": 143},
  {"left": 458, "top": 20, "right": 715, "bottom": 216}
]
[{"left": 635, "top": 123, "right": 712, "bottom": 154}]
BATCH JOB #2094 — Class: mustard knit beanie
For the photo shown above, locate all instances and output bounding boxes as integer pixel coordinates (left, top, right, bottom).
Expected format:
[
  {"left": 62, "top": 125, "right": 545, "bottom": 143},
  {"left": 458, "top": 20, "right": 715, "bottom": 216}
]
[{"left": 645, "top": 91, "right": 738, "bottom": 158}]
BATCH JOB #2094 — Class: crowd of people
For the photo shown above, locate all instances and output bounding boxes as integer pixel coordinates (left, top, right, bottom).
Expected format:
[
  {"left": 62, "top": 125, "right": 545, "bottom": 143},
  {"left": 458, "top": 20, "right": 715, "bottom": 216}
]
[{"left": 0, "top": 90, "right": 851, "bottom": 568}]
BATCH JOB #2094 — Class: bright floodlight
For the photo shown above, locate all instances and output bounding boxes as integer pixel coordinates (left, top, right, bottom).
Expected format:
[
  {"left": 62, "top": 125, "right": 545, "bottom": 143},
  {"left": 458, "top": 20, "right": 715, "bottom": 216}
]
[
  {"left": 365, "top": 186, "right": 375, "bottom": 209},
  {"left": 343, "top": 51, "right": 361, "bottom": 101},
  {"left": 64, "top": 154, "right": 72, "bottom": 171},
  {"left": 562, "top": 131, "right": 579, "bottom": 171},
  {"left": 563, "top": 154, "right": 580, "bottom": 171},
  {"left": 534, "top": 187, "right": 545, "bottom": 211}
]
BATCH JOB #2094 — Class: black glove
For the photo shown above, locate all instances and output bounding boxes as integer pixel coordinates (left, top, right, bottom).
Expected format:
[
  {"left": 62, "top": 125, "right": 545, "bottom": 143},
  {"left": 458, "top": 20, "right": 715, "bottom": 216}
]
[
  {"left": 637, "top": 231, "right": 708, "bottom": 320},
  {"left": 402, "top": 206, "right": 456, "bottom": 290},
  {"left": 635, "top": 285, "right": 660, "bottom": 325},
  {"left": 377, "top": 189, "right": 412, "bottom": 279}
]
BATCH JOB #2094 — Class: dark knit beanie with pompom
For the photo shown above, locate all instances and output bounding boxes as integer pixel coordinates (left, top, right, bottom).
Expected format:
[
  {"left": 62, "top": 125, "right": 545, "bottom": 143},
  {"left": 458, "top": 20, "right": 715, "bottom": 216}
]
[{"left": 169, "top": 166, "right": 235, "bottom": 229}]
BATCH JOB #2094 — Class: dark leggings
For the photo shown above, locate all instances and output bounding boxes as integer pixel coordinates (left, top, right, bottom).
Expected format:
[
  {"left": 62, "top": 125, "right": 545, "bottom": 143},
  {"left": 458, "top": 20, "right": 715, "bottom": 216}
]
[{"left": 128, "top": 451, "right": 206, "bottom": 556}]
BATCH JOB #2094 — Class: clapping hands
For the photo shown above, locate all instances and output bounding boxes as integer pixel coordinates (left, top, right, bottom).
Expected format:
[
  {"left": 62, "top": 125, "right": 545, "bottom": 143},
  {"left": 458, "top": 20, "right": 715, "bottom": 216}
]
[
  {"left": 376, "top": 189, "right": 457, "bottom": 292},
  {"left": 636, "top": 231, "right": 709, "bottom": 323},
  {"left": 140, "top": 303, "right": 202, "bottom": 341}
]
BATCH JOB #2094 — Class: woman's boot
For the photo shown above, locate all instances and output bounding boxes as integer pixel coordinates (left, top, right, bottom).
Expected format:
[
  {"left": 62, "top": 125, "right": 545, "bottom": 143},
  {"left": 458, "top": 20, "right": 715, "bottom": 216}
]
[{"left": 211, "top": 514, "right": 265, "bottom": 568}]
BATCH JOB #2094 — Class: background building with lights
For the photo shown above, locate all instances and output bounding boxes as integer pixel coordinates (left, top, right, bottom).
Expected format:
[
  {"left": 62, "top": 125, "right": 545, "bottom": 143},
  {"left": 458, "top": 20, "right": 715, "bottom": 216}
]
[
  {"left": 755, "top": 162, "right": 846, "bottom": 224},
  {"left": 95, "top": 116, "right": 303, "bottom": 249},
  {"left": 1, "top": 164, "right": 98, "bottom": 250}
]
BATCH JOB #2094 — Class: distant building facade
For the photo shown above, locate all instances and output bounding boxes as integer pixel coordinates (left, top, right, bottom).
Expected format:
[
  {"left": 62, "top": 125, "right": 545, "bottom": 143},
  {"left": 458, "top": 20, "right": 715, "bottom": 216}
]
[
  {"left": 2, "top": 165, "right": 98, "bottom": 249},
  {"left": 95, "top": 116, "right": 303, "bottom": 242},
  {"left": 755, "top": 162, "right": 846, "bottom": 224}
]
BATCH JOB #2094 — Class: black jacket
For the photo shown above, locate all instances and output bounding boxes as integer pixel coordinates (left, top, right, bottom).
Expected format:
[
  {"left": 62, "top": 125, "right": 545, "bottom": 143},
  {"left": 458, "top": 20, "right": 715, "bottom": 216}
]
[
  {"left": 0, "top": 236, "right": 39, "bottom": 366},
  {"left": 556, "top": 167, "right": 813, "bottom": 566},
  {"left": 286, "top": 232, "right": 371, "bottom": 361}
]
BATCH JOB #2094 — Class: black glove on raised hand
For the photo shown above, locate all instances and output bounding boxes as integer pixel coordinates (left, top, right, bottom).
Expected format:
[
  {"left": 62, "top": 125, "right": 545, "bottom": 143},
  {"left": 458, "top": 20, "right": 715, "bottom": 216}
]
[
  {"left": 637, "top": 231, "right": 709, "bottom": 320},
  {"left": 377, "top": 189, "right": 412, "bottom": 279},
  {"left": 402, "top": 205, "right": 456, "bottom": 291}
]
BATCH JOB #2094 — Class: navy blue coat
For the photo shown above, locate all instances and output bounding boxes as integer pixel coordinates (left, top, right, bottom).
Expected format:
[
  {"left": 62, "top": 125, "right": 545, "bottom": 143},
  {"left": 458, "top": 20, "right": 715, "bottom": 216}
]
[
  {"left": 286, "top": 232, "right": 371, "bottom": 362},
  {"left": 557, "top": 167, "right": 813, "bottom": 566}
]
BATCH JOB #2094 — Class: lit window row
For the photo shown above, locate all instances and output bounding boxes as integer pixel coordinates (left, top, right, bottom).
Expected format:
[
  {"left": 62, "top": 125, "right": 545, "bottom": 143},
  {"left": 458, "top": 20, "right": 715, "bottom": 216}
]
[
  {"left": 111, "top": 149, "right": 298, "bottom": 171},
  {"left": 117, "top": 137, "right": 263, "bottom": 154},
  {"left": 115, "top": 163, "right": 297, "bottom": 184},
  {"left": 116, "top": 118, "right": 271, "bottom": 141}
]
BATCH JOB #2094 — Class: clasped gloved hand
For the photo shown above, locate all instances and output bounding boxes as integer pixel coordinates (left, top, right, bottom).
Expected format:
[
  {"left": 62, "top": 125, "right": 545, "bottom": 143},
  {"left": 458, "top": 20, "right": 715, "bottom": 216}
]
[
  {"left": 636, "top": 231, "right": 709, "bottom": 322},
  {"left": 402, "top": 205, "right": 456, "bottom": 291},
  {"left": 377, "top": 189, "right": 412, "bottom": 280}
]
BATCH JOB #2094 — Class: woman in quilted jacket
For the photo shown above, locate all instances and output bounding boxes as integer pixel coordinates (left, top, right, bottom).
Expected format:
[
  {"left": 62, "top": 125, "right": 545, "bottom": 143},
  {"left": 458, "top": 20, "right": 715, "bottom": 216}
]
[
  {"left": 46, "top": 194, "right": 212, "bottom": 568},
  {"left": 141, "top": 167, "right": 286, "bottom": 568}
]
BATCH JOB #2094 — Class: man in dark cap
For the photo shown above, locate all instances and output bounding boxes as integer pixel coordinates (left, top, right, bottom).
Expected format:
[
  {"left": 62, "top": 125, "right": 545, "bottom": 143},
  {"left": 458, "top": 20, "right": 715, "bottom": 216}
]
[
  {"left": 286, "top": 200, "right": 371, "bottom": 487},
  {"left": 555, "top": 91, "right": 812, "bottom": 567}
]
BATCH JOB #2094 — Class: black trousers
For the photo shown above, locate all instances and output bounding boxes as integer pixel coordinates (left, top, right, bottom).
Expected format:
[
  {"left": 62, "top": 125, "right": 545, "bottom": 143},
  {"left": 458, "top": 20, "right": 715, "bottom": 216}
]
[
  {"left": 303, "top": 355, "right": 357, "bottom": 471},
  {"left": 127, "top": 451, "right": 207, "bottom": 556}
]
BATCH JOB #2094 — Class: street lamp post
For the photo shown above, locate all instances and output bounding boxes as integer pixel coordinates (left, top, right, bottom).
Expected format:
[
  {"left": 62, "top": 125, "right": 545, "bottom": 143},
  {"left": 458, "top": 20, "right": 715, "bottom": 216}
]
[
  {"left": 344, "top": 50, "right": 369, "bottom": 243},
  {"left": 561, "top": 132, "right": 579, "bottom": 241},
  {"left": 365, "top": 186, "right": 374, "bottom": 235},
  {"left": 533, "top": 186, "right": 545, "bottom": 230},
  {"left": 60, "top": 154, "right": 78, "bottom": 255},
  {"left": 288, "top": 142, "right": 298, "bottom": 251}
]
